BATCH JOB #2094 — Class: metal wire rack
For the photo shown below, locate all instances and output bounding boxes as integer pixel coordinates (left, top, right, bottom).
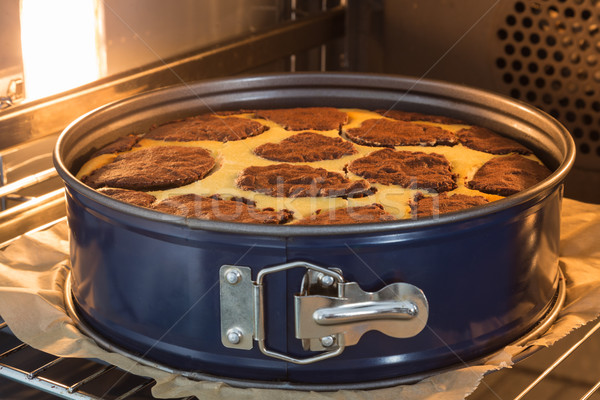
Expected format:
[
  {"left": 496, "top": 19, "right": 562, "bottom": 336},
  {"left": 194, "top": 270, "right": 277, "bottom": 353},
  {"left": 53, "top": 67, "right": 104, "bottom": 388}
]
[
  {"left": 0, "top": 319, "right": 197, "bottom": 400},
  {"left": 470, "top": 317, "right": 600, "bottom": 400}
]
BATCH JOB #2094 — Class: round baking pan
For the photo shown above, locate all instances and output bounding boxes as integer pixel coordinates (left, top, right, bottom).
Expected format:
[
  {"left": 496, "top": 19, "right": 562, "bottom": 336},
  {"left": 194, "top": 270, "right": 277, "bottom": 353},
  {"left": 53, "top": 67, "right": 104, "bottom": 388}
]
[{"left": 54, "top": 73, "right": 575, "bottom": 387}]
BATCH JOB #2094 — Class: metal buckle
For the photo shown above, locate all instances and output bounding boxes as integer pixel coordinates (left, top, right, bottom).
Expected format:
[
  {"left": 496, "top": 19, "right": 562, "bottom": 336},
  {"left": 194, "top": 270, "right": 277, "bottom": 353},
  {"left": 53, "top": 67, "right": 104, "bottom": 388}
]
[{"left": 220, "top": 261, "right": 428, "bottom": 364}]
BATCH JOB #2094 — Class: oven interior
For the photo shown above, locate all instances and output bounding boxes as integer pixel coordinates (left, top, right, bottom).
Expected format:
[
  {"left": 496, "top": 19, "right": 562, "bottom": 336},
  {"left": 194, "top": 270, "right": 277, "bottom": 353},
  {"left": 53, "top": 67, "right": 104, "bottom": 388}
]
[{"left": 0, "top": 0, "right": 599, "bottom": 399}]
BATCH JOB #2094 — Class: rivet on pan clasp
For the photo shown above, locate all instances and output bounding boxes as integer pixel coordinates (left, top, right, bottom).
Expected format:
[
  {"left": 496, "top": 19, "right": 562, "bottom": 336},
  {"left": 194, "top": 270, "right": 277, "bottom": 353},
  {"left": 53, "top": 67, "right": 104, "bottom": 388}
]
[
  {"left": 227, "top": 328, "right": 243, "bottom": 345},
  {"left": 225, "top": 268, "right": 242, "bottom": 285},
  {"left": 318, "top": 273, "right": 335, "bottom": 288},
  {"left": 320, "top": 335, "right": 336, "bottom": 348}
]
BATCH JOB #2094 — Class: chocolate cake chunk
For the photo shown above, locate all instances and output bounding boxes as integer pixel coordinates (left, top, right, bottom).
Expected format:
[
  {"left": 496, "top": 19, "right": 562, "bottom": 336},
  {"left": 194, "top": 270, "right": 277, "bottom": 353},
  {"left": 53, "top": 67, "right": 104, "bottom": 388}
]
[
  {"left": 468, "top": 155, "right": 552, "bottom": 196},
  {"left": 152, "top": 194, "right": 293, "bottom": 224},
  {"left": 344, "top": 118, "right": 457, "bottom": 147},
  {"left": 456, "top": 126, "right": 532, "bottom": 155},
  {"left": 253, "top": 107, "right": 348, "bottom": 131},
  {"left": 376, "top": 109, "right": 464, "bottom": 125},
  {"left": 143, "top": 114, "right": 268, "bottom": 142},
  {"left": 410, "top": 192, "right": 489, "bottom": 218},
  {"left": 92, "top": 135, "right": 139, "bottom": 158},
  {"left": 237, "top": 163, "right": 373, "bottom": 198},
  {"left": 295, "top": 204, "right": 395, "bottom": 225},
  {"left": 347, "top": 149, "right": 457, "bottom": 192},
  {"left": 82, "top": 146, "right": 216, "bottom": 191},
  {"left": 97, "top": 187, "right": 156, "bottom": 208},
  {"left": 253, "top": 132, "right": 356, "bottom": 162}
]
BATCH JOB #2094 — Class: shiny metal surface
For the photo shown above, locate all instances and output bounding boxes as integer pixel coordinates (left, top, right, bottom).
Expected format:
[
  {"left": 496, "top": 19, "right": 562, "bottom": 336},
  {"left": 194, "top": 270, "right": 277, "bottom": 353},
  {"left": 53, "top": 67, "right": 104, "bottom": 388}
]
[
  {"left": 297, "top": 280, "right": 428, "bottom": 349},
  {"left": 312, "top": 299, "right": 418, "bottom": 324},
  {"left": 0, "top": 167, "right": 56, "bottom": 199},
  {"left": 348, "top": 0, "right": 600, "bottom": 203},
  {"left": 0, "top": 317, "right": 176, "bottom": 400},
  {"left": 220, "top": 266, "right": 255, "bottom": 350},
  {"left": 0, "top": 188, "right": 65, "bottom": 245},
  {"left": 469, "top": 318, "right": 600, "bottom": 400},
  {"left": 254, "top": 261, "right": 346, "bottom": 365},
  {"left": 0, "top": 133, "right": 65, "bottom": 243},
  {"left": 0, "top": 6, "right": 344, "bottom": 152},
  {"left": 232, "top": 260, "right": 425, "bottom": 361},
  {"left": 514, "top": 321, "right": 600, "bottom": 400}
]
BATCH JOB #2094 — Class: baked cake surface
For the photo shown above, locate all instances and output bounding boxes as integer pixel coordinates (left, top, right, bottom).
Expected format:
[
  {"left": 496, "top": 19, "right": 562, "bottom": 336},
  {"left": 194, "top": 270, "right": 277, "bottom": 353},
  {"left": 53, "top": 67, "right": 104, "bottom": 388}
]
[{"left": 76, "top": 108, "right": 551, "bottom": 224}]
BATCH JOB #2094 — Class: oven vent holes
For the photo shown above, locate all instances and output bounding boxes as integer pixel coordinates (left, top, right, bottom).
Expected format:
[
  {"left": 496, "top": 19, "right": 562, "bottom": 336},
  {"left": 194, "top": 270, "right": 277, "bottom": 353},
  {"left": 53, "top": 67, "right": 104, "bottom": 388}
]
[{"left": 495, "top": 0, "right": 600, "bottom": 169}]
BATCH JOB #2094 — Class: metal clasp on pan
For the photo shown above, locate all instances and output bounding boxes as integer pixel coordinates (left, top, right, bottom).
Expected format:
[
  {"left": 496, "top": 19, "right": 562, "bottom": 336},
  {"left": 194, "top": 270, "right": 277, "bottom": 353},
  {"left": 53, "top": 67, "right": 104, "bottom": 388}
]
[{"left": 219, "top": 261, "right": 428, "bottom": 364}]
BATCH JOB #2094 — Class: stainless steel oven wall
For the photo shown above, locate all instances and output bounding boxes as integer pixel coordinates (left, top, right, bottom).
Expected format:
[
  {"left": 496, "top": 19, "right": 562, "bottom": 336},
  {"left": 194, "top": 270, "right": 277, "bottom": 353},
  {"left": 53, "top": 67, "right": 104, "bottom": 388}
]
[
  {"left": 347, "top": 0, "right": 600, "bottom": 203},
  {"left": 101, "top": 0, "right": 345, "bottom": 75},
  {"left": 4, "top": 0, "right": 290, "bottom": 109},
  {"left": 101, "top": 0, "right": 287, "bottom": 76},
  {"left": 0, "top": 0, "right": 344, "bottom": 153},
  {"left": 0, "top": 0, "right": 23, "bottom": 108}
]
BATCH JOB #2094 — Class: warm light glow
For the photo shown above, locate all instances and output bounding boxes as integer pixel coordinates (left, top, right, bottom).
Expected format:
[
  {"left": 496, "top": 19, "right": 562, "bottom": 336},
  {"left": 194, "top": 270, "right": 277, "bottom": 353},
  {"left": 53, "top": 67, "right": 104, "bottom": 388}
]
[{"left": 20, "top": 0, "right": 105, "bottom": 100}]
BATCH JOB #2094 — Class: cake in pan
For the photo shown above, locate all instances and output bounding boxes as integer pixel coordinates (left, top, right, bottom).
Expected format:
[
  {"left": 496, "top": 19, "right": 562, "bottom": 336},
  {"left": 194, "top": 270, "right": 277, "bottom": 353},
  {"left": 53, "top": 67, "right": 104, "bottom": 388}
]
[{"left": 76, "top": 107, "right": 551, "bottom": 224}]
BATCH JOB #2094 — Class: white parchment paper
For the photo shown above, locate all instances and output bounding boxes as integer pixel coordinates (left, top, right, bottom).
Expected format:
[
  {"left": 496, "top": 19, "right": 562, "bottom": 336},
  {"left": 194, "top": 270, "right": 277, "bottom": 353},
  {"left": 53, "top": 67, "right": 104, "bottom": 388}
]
[{"left": 0, "top": 198, "right": 598, "bottom": 400}]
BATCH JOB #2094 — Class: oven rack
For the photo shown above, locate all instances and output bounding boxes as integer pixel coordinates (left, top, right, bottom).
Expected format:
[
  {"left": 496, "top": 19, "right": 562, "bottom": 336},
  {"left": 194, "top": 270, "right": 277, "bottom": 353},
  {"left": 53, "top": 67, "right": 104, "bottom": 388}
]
[
  {"left": 0, "top": 319, "right": 198, "bottom": 400},
  {"left": 0, "top": 142, "right": 66, "bottom": 245},
  {"left": 468, "top": 317, "right": 600, "bottom": 400},
  {"left": 512, "top": 319, "right": 600, "bottom": 400}
]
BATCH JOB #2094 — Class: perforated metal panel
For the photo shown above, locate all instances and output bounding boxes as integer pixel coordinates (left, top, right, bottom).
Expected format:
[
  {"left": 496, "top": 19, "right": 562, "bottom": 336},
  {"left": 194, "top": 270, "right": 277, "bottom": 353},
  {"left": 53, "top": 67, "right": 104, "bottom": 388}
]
[
  {"left": 350, "top": 0, "right": 599, "bottom": 201},
  {"left": 494, "top": 0, "right": 600, "bottom": 170}
]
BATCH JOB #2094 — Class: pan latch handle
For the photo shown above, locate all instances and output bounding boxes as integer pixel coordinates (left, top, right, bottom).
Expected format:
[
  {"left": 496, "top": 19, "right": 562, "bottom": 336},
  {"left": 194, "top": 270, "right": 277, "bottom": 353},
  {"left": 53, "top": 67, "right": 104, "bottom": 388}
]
[{"left": 219, "top": 261, "right": 428, "bottom": 364}]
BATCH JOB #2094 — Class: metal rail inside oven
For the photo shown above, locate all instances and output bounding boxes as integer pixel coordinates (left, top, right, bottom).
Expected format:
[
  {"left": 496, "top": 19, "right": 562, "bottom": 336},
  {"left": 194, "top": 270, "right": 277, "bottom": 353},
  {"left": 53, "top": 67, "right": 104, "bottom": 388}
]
[{"left": 0, "top": 319, "right": 193, "bottom": 400}]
